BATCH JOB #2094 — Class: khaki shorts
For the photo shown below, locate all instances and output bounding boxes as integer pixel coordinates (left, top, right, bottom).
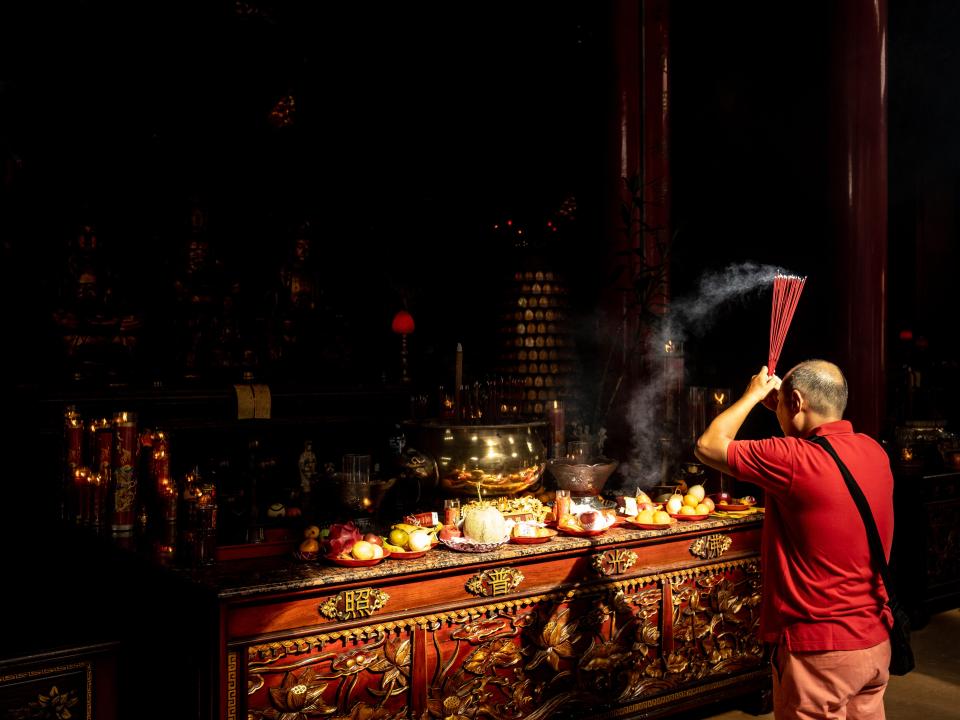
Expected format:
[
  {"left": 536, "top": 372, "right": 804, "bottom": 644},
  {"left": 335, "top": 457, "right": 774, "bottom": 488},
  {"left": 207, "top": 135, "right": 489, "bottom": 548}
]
[{"left": 771, "top": 638, "right": 891, "bottom": 720}]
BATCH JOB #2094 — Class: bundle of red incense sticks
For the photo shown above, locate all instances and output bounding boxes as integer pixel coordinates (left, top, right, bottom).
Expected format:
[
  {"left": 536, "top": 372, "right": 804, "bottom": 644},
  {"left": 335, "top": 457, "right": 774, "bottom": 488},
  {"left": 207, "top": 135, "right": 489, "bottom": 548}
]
[{"left": 768, "top": 274, "right": 807, "bottom": 376}]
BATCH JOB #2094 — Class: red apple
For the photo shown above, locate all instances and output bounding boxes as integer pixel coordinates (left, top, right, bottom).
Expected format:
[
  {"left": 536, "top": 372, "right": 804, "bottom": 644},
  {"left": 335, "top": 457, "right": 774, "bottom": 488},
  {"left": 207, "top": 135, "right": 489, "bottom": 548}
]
[
  {"left": 363, "top": 532, "right": 384, "bottom": 546},
  {"left": 578, "top": 510, "right": 606, "bottom": 532}
]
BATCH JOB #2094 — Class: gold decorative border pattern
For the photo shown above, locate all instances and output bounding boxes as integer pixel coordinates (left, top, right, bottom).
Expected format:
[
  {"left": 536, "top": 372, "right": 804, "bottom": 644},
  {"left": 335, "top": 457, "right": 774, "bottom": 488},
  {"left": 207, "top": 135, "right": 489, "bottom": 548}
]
[
  {"left": 226, "top": 651, "right": 237, "bottom": 720},
  {"left": 0, "top": 661, "right": 93, "bottom": 720},
  {"left": 247, "top": 557, "right": 759, "bottom": 661}
]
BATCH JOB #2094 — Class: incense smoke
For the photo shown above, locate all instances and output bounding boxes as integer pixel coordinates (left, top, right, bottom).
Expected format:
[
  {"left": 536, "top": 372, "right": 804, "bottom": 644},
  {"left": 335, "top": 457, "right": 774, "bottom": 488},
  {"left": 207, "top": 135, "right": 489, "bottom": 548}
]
[
  {"left": 617, "top": 262, "right": 790, "bottom": 489},
  {"left": 663, "top": 262, "right": 788, "bottom": 344}
]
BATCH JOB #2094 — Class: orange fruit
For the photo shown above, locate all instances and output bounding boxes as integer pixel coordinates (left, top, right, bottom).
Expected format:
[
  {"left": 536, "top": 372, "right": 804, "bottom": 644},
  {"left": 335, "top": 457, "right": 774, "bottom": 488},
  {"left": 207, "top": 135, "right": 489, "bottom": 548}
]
[{"left": 299, "top": 538, "right": 319, "bottom": 553}]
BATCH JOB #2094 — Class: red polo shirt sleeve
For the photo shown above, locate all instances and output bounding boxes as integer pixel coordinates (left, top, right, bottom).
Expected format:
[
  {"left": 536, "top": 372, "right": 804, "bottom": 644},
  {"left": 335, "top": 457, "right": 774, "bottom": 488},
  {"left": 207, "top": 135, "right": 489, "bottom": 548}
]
[{"left": 726, "top": 437, "right": 795, "bottom": 498}]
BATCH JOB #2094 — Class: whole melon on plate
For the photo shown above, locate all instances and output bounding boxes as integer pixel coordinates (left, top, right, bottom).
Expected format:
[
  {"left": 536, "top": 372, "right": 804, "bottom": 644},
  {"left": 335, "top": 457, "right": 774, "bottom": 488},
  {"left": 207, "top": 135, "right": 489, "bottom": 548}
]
[{"left": 462, "top": 505, "right": 507, "bottom": 543}]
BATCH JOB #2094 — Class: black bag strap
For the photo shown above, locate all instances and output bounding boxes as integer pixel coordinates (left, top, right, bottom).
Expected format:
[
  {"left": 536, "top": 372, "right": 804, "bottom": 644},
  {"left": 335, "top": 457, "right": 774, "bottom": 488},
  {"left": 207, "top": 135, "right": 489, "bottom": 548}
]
[{"left": 807, "top": 434, "right": 898, "bottom": 607}]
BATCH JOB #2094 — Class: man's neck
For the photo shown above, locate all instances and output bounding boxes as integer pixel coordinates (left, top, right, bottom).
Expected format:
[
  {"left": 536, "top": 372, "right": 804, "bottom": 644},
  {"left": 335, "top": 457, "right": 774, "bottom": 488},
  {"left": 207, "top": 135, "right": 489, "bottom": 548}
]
[{"left": 797, "top": 412, "right": 842, "bottom": 437}]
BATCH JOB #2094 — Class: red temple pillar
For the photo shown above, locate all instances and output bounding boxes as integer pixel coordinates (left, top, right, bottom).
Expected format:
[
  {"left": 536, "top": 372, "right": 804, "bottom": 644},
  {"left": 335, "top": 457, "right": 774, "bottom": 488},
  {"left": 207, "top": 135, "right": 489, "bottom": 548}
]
[
  {"left": 597, "top": 0, "right": 671, "bottom": 456},
  {"left": 641, "top": 0, "right": 671, "bottom": 318},
  {"left": 829, "top": 0, "right": 888, "bottom": 438}
]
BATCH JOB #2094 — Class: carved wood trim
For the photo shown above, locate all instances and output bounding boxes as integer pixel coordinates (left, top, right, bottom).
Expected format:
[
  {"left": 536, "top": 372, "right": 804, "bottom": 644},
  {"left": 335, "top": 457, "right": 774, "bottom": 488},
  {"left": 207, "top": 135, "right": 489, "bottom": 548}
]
[
  {"left": 661, "top": 579, "right": 674, "bottom": 657},
  {"left": 0, "top": 661, "right": 93, "bottom": 720},
  {"left": 606, "top": 669, "right": 771, "bottom": 717},
  {"left": 225, "top": 651, "right": 237, "bottom": 720},
  {"left": 411, "top": 626, "right": 427, "bottom": 717},
  {"left": 246, "top": 558, "right": 760, "bottom": 660}
]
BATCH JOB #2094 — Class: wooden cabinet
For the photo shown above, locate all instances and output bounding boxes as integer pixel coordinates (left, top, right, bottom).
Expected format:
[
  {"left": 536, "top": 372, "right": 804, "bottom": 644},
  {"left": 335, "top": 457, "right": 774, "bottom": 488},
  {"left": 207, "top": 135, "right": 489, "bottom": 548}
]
[
  {"left": 187, "top": 517, "right": 767, "bottom": 719},
  {"left": 0, "top": 642, "right": 118, "bottom": 720},
  {"left": 894, "top": 470, "right": 960, "bottom": 626}
]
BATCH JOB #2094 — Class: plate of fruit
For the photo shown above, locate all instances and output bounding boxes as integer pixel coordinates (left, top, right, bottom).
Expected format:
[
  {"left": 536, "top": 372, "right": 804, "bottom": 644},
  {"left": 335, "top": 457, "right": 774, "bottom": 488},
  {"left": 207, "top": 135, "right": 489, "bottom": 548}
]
[
  {"left": 293, "top": 524, "right": 325, "bottom": 561},
  {"left": 510, "top": 522, "right": 558, "bottom": 544},
  {"left": 668, "top": 512, "right": 711, "bottom": 522},
  {"left": 556, "top": 509, "right": 617, "bottom": 537},
  {"left": 624, "top": 509, "right": 676, "bottom": 530},
  {"left": 439, "top": 502, "right": 511, "bottom": 552},
  {"left": 441, "top": 536, "right": 509, "bottom": 552},
  {"left": 382, "top": 522, "right": 442, "bottom": 558},
  {"left": 320, "top": 522, "right": 390, "bottom": 566},
  {"left": 326, "top": 543, "right": 391, "bottom": 567},
  {"left": 662, "top": 486, "right": 714, "bottom": 521},
  {"left": 711, "top": 494, "right": 757, "bottom": 512}
]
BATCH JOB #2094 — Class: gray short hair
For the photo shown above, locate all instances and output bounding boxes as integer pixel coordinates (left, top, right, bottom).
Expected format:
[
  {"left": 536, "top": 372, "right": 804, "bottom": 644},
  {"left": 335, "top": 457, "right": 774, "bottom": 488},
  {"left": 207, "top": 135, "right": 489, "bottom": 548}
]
[{"left": 782, "top": 360, "right": 848, "bottom": 417}]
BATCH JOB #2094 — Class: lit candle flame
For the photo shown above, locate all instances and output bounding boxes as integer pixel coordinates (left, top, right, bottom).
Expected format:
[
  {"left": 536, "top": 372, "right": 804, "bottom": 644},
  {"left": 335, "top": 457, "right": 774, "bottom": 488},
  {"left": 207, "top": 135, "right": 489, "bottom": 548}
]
[{"left": 664, "top": 340, "right": 675, "bottom": 353}]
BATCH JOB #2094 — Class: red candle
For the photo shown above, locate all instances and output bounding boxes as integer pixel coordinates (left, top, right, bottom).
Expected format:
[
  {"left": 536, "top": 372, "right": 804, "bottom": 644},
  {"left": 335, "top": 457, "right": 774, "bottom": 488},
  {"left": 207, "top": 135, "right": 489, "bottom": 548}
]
[
  {"left": 548, "top": 400, "right": 565, "bottom": 458},
  {"left": 111, "top": 411, "right": 138, "bottom": 533}
]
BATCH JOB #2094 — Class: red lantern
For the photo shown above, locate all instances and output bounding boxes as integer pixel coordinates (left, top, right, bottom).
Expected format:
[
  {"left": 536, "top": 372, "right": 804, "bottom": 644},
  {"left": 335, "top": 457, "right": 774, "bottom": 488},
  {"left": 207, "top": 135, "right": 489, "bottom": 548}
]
[
  {"left": 391, "top": 310, "right": 414, "bottom": 383},
  {"left": 391, "top": 310, "right": 415, "bottom": 335}
]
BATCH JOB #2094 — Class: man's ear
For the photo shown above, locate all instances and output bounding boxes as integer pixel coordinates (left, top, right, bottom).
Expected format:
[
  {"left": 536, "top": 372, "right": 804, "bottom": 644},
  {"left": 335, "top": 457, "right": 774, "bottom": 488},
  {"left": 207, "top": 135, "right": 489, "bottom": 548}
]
[{"left": 789, "top": 389, "right": 804, "bottom": 413}]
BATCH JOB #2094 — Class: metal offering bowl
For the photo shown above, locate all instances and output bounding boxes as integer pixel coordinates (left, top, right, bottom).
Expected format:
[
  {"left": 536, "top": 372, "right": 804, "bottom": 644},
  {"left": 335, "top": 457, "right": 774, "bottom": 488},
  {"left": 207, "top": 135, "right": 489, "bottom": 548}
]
[
  {"left": 547, "top": 457, "right": 619, "bottom": 496},
  {"left": 404, "top": 420, "right": 547, "bottom": 497}
]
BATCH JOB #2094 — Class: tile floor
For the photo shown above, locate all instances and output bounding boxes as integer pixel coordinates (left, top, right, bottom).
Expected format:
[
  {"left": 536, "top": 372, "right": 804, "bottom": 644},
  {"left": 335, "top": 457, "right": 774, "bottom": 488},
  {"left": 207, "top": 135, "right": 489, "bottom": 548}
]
[{"left": 679, "top": 609, "right": 960, "bottom": 719}]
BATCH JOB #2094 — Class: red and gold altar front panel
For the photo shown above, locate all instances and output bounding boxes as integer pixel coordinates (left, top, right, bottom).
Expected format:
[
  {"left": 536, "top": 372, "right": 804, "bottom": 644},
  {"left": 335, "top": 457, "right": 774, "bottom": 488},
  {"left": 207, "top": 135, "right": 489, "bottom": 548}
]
[{"left": 236, "top": 559, "right": 764, "bottom": 720}]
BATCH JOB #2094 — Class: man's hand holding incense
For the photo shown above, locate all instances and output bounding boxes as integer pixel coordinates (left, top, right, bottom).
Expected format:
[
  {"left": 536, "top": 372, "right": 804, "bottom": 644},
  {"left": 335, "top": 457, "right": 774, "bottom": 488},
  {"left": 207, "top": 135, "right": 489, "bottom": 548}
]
[{"left": 745, "top": 366, "right": 781, "bottom": 412}]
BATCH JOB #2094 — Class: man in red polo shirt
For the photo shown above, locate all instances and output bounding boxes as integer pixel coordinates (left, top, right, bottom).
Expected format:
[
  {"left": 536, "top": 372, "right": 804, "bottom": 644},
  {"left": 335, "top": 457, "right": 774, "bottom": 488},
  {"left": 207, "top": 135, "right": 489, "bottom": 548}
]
[{"left": 695, "top": 360, "right": 894, "bottom": 720}]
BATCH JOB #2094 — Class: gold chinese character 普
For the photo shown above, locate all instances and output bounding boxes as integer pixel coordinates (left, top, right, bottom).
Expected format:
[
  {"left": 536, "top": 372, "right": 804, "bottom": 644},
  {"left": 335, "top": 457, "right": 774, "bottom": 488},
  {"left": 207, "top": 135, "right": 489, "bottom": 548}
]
[{"left": 465, "top": 567, "right": 524, "bottom": 597}]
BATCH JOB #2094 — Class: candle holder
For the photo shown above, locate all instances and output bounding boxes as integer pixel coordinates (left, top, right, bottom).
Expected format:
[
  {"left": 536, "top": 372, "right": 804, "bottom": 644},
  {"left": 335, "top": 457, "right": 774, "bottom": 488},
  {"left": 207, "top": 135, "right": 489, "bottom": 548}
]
[
  {"left": 663, "top": 340, "right": 684, "bottom": 427},
  {"left": 709, "top": 388, "right": 732, "bottom": 494}
]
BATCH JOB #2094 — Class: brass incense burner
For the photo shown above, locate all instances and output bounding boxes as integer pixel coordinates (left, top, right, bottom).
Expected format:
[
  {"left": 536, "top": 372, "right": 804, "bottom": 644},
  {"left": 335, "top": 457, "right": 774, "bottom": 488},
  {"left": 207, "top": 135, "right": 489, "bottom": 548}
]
[
  {"left": 546, "top": 457, "right": 619, "bottom": 496},
  {"left": 404, "top": 420, "right": 547, "bottom": 497}
]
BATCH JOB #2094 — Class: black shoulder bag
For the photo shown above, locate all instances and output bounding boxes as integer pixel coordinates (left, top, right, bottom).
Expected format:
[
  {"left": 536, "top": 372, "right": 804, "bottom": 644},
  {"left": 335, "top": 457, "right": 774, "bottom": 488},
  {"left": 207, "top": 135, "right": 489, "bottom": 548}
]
[{"left": 808, "top": 434, "right": 915, "bottom": 675}]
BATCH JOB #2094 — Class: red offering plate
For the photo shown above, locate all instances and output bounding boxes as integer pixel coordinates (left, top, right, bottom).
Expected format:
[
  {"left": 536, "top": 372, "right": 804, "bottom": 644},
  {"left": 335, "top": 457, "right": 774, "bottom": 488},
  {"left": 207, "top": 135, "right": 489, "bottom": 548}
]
[
  {"left": 388, "top": 548, "right": 431, "bottom": 560},
  {"left": 669, "top": 512, "right": 711, "bottom": 522},
  {"left": 557, "top": 525, "right": 608, "bottom": 538},
  {"left": 326, "top": 549, "right": 391, "bottom": 567},
  {"left": 510, "top": 529, "right": 558, "bottom": 545},
  {"left": 715, "top": 503, "right": 753, "bottom": 512},
  {"left": 623, "top": 518, "right": 676, "bottom": 530}
]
